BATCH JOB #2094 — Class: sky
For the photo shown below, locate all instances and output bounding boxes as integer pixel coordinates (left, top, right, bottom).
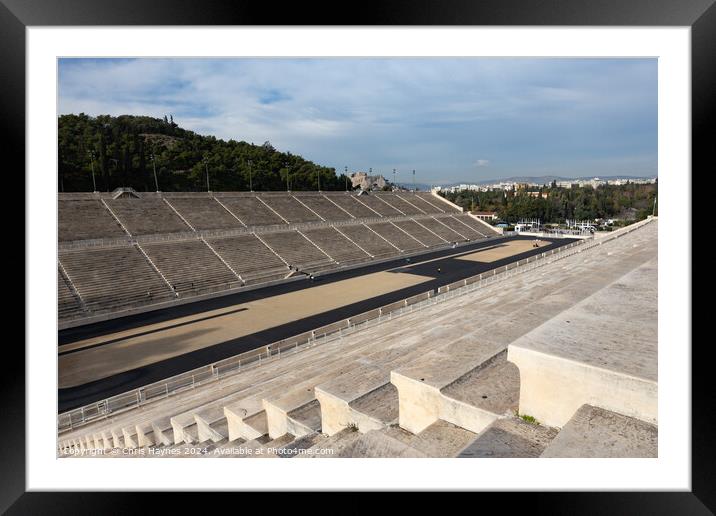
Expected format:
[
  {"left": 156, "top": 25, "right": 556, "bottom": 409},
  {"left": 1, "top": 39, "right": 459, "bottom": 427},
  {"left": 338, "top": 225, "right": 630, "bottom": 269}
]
[{"left": 58, "top": 58, "right": 657, "bottom": 185}]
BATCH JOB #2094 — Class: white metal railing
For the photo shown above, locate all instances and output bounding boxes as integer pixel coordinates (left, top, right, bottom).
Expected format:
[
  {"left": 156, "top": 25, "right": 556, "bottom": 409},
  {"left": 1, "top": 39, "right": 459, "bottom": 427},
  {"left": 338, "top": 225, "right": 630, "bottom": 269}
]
[{"left": 57, "top": 217, "right": 653, "bottom": 435}]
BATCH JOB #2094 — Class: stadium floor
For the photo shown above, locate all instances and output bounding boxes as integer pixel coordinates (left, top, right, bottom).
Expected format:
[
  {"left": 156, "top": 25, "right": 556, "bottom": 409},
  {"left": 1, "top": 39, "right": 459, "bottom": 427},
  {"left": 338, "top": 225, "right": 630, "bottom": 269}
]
[{"left": 58, "top": 235, "right": 576, "bottom": 411}]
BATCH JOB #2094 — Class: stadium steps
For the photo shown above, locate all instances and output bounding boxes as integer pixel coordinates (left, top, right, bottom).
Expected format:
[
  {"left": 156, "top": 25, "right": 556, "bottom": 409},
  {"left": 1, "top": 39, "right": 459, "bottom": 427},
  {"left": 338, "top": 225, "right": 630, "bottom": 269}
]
[
  {"left": 394, "top": 193, "right": 430, "bottom": 214},
  {"left": 294, "top": 428, "right": 366, "bottom": 458},
  {"left": 392, "top": 219, "right": 445, "bottom": 247},
  {"left": 377, "top": 193, "right": 425, "bottom": 215},
  {"left": 165, "top": 197, "right": 243, "bottom": 231},
  {"left": 258, "top": 230, "right": 334, "bottom": 270},
  {"left": 421, "top": 192, "right": 463, "bottom": 213},
  {"left": 416, "top": 216, "right": 466, "bottom": 242},
  {"left": 215, "top": 195, "right": 286, "bottom": 226},
  {"left": 59, "top": 245, "right": 175, "bottom": 313},
  {"left": 314, "top": 322, "right": 469, "bottom": 436},
  {"left": 141, "top": 239, "right": 240, "bottom": 295},
  {"left": 352, "top": 194, "right": 396, "bottom": 217},
  {"left": 223, "top": 365, "right": 352, "bottom": 441},
  {"left": 367, "top": 222, "right": 424, "bottom": 252},
  {"left": 58, "top": 199, "right": 128, "bottom": 242},
  {"left": 327, "top": 194, "right": 381, "bottom": 218},
  {"left": 300, "top": 226, "right": 371, "bottom": 265},
  {"left": 57, "top": 266, "right": 86, "bottom": 318},
  {"left": 380, "top": 420, "right": 478, "bottom": 457},
  {"left": 261, "top": 195, "right": 322, "bottom": 223},
  {"left": 402, "top": 193, "right": 446, "bottom": 214},
  {"left": 447, "top": 215, "right": 485, "bottom": 238},
  {"left": 539, "top": 404, "right": 657, "bottom": 458},
  {"left": 296, "top": 194, "right": 353, "bottom": 221},
  {"left": 460, "top": 213, "right": 501, "bottom": 237},
  {"left": 105, "top": 197, "right": 191, "bottom": 235},
  {"left": 391, "top": 346, "right": 517, "bottom": 435},
  {"left": 202, "top": 233, "right": 288, "bottom": 282},
  {"left": 332, "top": 428, "right": 428, "bottom": 458},
  {"left": 264, "top": 389, "right": 324, "bottom": 439},
  {"left": 335, "top": 223, "right": 401, "bottom": 258},
  {"left": 432, "top": 216, "right": 472, "bottom": 240},
  {"left": 274, "top": 431, "right": 326, "bottom": 458},
  {"left": 457, "top": 416, "right": 559, "bottom": 458}
]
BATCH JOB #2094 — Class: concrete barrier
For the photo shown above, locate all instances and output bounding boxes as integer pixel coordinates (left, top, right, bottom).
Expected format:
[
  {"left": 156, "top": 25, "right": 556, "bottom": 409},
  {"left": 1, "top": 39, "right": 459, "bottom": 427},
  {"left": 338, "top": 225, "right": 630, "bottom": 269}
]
[
  {"left": 224, "top": 405, "right": 267, "bottom": 441},
  {"left": 263, "top": 390, "right": 318, "bottom": 440},
  {"left": 507, "top": 346, "right": 657, "bottom": 428}
]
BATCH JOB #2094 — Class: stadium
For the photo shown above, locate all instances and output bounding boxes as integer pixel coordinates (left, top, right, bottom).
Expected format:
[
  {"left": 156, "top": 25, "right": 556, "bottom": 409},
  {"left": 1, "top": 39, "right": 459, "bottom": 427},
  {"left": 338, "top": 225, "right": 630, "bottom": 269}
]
[{"left": 56, "top": 188, "right": 657, "bottom": 458}]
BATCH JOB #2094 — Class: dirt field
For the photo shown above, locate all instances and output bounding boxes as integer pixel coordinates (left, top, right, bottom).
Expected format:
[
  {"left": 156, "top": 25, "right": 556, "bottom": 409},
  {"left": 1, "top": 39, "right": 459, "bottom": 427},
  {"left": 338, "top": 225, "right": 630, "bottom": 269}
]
[{"left": 58, "top": 239, "right": 551, "bottom": 388}]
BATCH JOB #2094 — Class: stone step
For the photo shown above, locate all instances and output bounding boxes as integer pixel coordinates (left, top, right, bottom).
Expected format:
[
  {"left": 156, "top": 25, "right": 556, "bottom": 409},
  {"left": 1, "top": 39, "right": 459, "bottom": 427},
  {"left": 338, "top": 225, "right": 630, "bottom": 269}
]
[
  {"left": 336, "top": 429, "right": 428, "bottom": 458},
  {"left": 540, "top": 404, "right": 657, "bottom": 458},
  {"left": 295, "top": 428, "right": 365, "bottom": 458},
  {"left": 457, "top": 417, "right": 558, "bottom": 458},
  {"left": 274, "top": 432, "right": 327, "bottom": 459},
  {"left": 390, "top": 347, "right": 508, "bottom": 434}
]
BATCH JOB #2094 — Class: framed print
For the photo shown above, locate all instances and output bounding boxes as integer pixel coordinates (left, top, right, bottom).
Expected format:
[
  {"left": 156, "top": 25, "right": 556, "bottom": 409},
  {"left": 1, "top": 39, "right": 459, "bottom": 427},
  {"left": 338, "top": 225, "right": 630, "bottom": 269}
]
[{"left": 8, "top": 0, "right": 711, "bottom": 511}]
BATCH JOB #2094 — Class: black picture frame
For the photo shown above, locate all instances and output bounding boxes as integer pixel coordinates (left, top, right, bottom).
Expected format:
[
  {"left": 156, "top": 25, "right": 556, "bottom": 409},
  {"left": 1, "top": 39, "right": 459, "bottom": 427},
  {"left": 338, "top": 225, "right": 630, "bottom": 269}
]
[{"left": 7, "top": 0, "right": 710, "bottom": 511}]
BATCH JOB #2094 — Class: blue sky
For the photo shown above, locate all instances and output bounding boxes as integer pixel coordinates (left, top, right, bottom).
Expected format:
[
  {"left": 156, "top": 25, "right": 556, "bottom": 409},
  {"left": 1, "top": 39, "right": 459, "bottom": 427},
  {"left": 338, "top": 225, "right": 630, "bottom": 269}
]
[{"left": 58, "top": 58, "right": 657, "bottom": 185}]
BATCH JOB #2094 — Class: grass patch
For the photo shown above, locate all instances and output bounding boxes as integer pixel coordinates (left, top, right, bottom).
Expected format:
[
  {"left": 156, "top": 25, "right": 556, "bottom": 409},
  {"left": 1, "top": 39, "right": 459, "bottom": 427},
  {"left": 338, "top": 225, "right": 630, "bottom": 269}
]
[{"left": 515, "top": 411, "right": 540, "bottom": 425}]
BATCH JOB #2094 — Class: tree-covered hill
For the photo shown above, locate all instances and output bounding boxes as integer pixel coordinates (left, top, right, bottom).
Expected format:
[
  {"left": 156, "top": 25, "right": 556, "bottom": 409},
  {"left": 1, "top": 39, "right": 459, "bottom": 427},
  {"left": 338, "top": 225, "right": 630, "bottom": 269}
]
[
  {"left": 58, "top": 114, "right": 350, "bottom": 193},
  {"left": 440, "top": 181, "right": 657, "bottom": 223}
]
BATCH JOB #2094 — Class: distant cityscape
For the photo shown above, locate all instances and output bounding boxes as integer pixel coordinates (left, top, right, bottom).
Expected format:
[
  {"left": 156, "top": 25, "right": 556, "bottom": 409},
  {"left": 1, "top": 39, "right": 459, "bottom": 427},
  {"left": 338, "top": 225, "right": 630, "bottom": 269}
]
[{"left": 436, "top": 176, "right": 657, "bottom": 193}]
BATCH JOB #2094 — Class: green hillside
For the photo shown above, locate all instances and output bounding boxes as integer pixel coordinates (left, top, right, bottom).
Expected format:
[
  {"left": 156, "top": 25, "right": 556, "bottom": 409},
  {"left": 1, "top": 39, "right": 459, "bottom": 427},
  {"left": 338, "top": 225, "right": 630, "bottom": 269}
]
[{"left": 58, "top": 114, "right": 349, "bottom": 193}]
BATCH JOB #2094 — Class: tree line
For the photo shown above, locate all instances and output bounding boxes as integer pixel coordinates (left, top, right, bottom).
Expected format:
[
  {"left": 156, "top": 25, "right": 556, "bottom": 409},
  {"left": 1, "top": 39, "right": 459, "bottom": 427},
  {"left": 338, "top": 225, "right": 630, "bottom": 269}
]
[
  {"left": 58, "top": 114, "right": 351, "bottom": 193},
  {"left": 440, "top": 181, "right": 657, "bottom": 223}
]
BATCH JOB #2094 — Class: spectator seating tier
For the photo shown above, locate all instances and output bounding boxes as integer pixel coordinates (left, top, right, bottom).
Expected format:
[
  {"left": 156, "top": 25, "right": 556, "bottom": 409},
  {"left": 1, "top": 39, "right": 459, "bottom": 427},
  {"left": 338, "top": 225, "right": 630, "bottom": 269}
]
[
  {"left": 415, "top": 192, "right": 461, "bottom": 213},
  {"left": 415, "top": 217, "right": 467, "bottom": 242},
  {"left": 106, "top": 198, "right": 190, "bottom": 236},
  {"left": 454, "top": 214, "right": 500, "bottom": 237},
  {"left": 366, "top": 222, "right": 425, "bottom": 252},
  {"left": 326, "top": 194, "right": 381, "bottom": 219},
  {"left": 141, "top": 240, "right": 239, "bottom": 294},
  {"left": 59, "top": 200, "right": 127, "bottom": 242},
  {"left": 354, "top": 195, "right": 403, "bottom": 217},
  {"left": 60, "top": 245, "right": 174, "bottom": 311},
  {"left": 377, "top": 194, "right": 426, "bottom": 216},
  {"left": 301, "top": 227, "right": 371, "bottom": 265},
  {"left": 392, "top": 219, "right": 446, "bottom": 247},
  {"left": 258, "top": 231, "right": 335, "bottom": 270},
  {"left": 58, "top": 269, "right": 84, "bottom": 318},
  {"left": 334, "top": 224, "right": 401, "bottom": 258},
  {"left": 297, "top": 195, "right": 354, "bottom": 221},
  {"left": 218, "top": 196, "right": 286, "bottom": 227},
  {"left": 260, "top": 196, "right": 323, "bottom": 223},
  {"left": 167, "top": 198, "right": 243, "bottom": 231},
  {"left": 205, "top": 234, "right": 288, "bottom": 284}
]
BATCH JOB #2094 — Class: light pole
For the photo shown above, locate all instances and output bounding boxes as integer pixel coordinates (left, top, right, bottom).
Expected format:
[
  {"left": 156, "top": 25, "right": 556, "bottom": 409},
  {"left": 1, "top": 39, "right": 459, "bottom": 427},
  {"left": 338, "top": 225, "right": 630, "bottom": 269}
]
[
  {"left": 393, "top": 168, "right": 396, "bottom": 190},
  {"left": 149, "top": 154, "right": 160, "bottom": 192},
  {"left": 317, "top": 168, "right": 320, "bottom": 192},
  {"left": 286, "top": 166, "right": 290, "bottom": 192},
  {"left": 87, "top": 150, "right": 97, "bottom": 193},
  {"left": 247, "top": 159, "right": 253, "bottom": 192},
  {"left": 344, "top": 166, "right": 348, "bottom": 191},
  {"left": 203, "top": 158, "right": 210, "bottom": 192},
  {"left": 412, "top": 169, "right": 415, "bottom": 191}
]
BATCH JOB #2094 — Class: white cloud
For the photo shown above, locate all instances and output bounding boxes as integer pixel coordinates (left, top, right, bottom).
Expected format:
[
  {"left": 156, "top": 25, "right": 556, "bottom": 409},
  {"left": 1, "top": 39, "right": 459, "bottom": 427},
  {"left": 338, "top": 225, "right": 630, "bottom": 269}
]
[{"left": 474, "top": 159, "right": 489, "bottom": 167}]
